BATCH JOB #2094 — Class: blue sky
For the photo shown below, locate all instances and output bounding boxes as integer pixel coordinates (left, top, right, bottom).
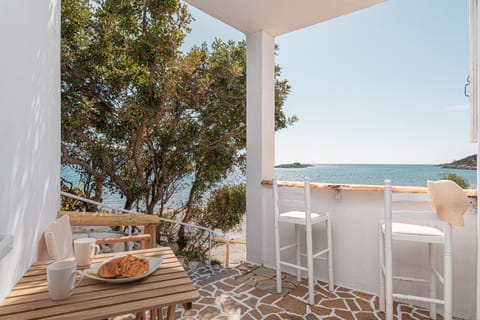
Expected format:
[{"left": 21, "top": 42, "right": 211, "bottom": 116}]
[{"left": 182, "top": 0, "right": 476, "bottom": 165}]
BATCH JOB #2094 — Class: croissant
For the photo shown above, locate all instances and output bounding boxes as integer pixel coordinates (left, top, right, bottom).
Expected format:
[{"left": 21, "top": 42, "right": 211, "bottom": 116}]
[
  {"left": 98, "top": 257, "right": 122, "bottom": 278},
  {"left": 120, "top": 255, "right": 149, "bottom": 278},
  {"left": 98, "top": 255, "right": 149, "bottom": 279}
]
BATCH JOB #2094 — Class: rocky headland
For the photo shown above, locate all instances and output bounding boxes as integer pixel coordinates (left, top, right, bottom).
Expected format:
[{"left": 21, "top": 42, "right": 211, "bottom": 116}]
[
  {"left": 440, "top": 154, "right": 476, "bottom": 170},
  {"left": 275, "top": 162, "right": 313, "bottom": 169}
]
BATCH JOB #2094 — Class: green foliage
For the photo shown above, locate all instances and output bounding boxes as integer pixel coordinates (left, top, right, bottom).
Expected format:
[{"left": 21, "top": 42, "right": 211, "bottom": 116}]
[
  {"left": 60, "top": 0, "right": 294, "bottom": 251},
  {"left": 193, "top": 184, "right": 246, "bottom": 233},
  {"left": 177, "top": 184, "right": 246, "bottom": 254},
  {"left": 177, "top": 249, "right": 197, "bottom": 261},
  {"left": 61, "top": 0, "right": 193, "bottom": 212},
  {"left": 210, "top": 258, "right": 222, "bottom": 266},
  {"left": 61, "top": 182, "right": 87, "bottom": 211},
  {"left": 441, "top": 173, "right": 469, "bottom": 189}
]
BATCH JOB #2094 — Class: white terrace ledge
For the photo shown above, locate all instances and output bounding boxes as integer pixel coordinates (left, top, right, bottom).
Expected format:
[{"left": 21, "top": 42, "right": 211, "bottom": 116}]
[{"left": 261, "top": 179, "right": 478, "bottom": 197}]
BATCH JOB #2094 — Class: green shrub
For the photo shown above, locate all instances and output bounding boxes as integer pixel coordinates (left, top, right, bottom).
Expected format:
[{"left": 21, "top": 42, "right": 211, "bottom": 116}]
[
  {"left": 441, "top": 173, "right": 469, "bottom": 189},
  {"left": 177, "top": 250, "right": 197, "bottom": 261},
  {"left": 194, "top": 183, "right": 246, "bottom": 233},
  {"left": 210, "top": 258, "right": 222, "bottom": 266},
  {"left": 61, "top": 183, "right": 87, "bottom": 211},
  {"left": 175, "top": 184, "right": 246, "bottom": 260}
]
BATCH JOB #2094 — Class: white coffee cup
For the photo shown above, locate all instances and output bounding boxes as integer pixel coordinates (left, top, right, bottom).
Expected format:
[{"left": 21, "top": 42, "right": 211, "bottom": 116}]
[
  {"left": 74, "top": 238, "right": 100, "bottom": 266},
  {"left": 47, "top": 260, "right": 83, "bottom": 300}
]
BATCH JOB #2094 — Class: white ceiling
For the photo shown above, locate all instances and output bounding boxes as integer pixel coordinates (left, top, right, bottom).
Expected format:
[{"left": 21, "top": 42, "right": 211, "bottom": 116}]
[{"left": 184, "top": 0, "right": 386, "bottom": 37}]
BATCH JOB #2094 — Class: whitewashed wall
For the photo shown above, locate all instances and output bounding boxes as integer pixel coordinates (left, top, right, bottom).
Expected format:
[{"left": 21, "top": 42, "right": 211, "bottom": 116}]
[
  {"left": 256, "top": 185, "right": 476, "bottom": 319},
  {"left": 0, "top": 0, "right": 60, "bottom": 301}
]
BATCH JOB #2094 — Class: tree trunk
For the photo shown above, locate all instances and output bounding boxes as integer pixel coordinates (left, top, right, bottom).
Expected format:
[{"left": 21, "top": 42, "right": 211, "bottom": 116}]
[
  {"left": 86, "top": 180, "right": 103, "bottom": 212},
  {"left": 177, "top": 184, "right": 197, "bottom": 250},
  {"left": 124, "top": 197, "right": 134, "bottom": 211}
]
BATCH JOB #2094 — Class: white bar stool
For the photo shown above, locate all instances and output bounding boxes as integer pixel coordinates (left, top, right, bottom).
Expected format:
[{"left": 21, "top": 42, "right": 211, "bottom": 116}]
[
  {"left": 273, "top": 177, "right": 334, "bottom": 304},
  {"left": 379, "top": 179, "right": 453, "bottom": 320}
]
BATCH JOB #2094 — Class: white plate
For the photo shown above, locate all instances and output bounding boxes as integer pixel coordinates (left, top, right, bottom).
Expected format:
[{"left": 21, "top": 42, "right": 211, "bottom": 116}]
[{"left": 83, "top": 255, "right": 163, "bottom": 284}]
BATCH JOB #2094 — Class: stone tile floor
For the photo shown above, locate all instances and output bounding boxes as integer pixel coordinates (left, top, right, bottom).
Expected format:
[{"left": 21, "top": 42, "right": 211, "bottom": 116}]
[{"left": 164, "top": 264, "right": 462, "bottom": 320}]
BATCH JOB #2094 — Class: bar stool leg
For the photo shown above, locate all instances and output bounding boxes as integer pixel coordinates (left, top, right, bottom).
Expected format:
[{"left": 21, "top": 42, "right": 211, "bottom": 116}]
[
  {"left": 385, "top": 231, "right": 393, "bottom": 320},
  {"left": 327, "top": 214, "right": 334, "bottom": 291},
  {"left": 295, "top": 224, "right": 301, "bottom": 281},
  {"left": 378, "top": 222, "right": 385, "bottom": 312},
  {"left": 384, "top": 183, "right": 393, "bottom": 320},
  {"left": 444, "top": 225, "right": 453, "bottom": 320},
  {"left": 429, "top": 243, "right": 436, "bottom": 319},
  {"left": 274, "top": 212, "right": 282, "bottom": 294},
  {"left": 306, "top": 222, "right": 314, "bottom": 305}
]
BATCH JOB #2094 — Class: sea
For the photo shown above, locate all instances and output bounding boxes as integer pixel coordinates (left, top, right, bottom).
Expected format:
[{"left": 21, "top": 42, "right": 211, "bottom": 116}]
[{"left": 61, "top": 164, "right": 477, "bottom": 210}]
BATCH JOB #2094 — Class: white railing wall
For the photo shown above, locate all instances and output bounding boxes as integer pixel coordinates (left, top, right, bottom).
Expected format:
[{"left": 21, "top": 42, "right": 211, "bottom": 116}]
[{"left": 257, "top": 185, "right": 476, "bottom": 319}]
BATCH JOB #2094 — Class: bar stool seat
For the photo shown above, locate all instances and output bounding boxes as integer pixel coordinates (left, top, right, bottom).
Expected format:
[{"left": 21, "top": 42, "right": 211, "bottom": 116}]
[
  {"left": 279, "top": 211, "right": 329, "bottom": 225},
  {"left": 381, "top": 222, "right": 445, "bottom": 243}
]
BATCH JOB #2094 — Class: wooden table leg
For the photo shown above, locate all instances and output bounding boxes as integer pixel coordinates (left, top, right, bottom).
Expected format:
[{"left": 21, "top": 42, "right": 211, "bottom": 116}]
[
  {"left": 166, "top": 305, "right": 175, "bottom": 320},
  {"left": 182, "top": 302, "right": 192, "bottom": 310},
  {"left": 150, "top": 308, "right": 157, "bottom": 320},
  {"left": 157, "top": 308, "right": 164, "bottom": 320}
]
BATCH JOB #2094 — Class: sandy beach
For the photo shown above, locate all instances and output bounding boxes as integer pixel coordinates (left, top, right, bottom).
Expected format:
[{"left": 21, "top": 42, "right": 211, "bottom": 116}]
[{"left": 211, "top": 218, "right": 246, "bottom": 266}]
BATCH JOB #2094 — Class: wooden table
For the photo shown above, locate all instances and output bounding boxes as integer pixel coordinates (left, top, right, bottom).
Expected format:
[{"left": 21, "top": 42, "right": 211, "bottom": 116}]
[{"left": 0, "top": 248, "right": 199, "bottom": 320}]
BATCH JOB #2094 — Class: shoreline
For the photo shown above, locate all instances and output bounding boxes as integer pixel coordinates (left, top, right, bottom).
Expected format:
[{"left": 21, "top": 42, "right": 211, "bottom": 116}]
[{"left": 440, "top": 164, "right": 476, "bottom": 170}]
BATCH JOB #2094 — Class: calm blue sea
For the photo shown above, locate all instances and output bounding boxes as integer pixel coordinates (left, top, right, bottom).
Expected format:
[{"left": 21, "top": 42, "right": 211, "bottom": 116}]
[
  {"left": 62, "top": 164, "right": 477, "bottom": 210},
  {"left": 275, "top": 164, "right": 477, "bottom": 188}
]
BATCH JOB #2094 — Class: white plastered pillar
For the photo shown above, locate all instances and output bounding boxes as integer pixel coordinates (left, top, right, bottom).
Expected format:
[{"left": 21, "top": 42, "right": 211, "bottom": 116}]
[
  {"left": 246, "top": 31, "right": 275, "bottom": 264},
  {"left": 472, "top": 0, "right": 480, "bottom": 318}
]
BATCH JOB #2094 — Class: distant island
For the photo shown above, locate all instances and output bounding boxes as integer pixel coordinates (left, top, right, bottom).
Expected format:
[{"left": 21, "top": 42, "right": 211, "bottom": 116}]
[
  {"left": 441, "top": 154, "right": 476, "bottom": 170},
  {"left": 275, "top": 162, "right": 313, "bottom": 169}
]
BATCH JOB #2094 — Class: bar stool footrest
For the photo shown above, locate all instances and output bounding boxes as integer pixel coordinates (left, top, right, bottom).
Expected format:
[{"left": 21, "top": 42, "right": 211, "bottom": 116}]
[
  {"left": 280, "top": 261, "right": 308, "bottom": 271},
  {"left": 392, "top": 275, "right": 430, "bottom": 283},
  {"left": 393, "top": 293, "right": 444, "bottom": 305}
]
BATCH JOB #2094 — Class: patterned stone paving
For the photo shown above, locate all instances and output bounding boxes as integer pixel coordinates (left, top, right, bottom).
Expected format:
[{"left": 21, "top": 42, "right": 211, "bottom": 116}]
[
  {"left": 162, "top": 264, "right": 463, "bottom": 320},
  {"left": 112, "top": 264, "right": 464, "bottom": 320}
]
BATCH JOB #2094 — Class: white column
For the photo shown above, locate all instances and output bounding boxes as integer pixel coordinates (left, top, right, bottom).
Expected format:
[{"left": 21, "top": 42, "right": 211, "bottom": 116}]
[
  {"left": 0, "top": 0, "right": 60, "bottom": 301},
  {"left": 477, "top": 73, "right": 480, "bottom": 319},
  {"left": 246, "top": 31, "right": 275, "bottom": 264},
  {"left": 473, "top": 0, "right": 480, "bottom": 318}
]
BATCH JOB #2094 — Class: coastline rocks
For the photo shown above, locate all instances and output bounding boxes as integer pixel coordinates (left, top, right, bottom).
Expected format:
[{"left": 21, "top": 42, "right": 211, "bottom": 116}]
[{"left": 441, "top": 164, "right": 476, "bottom": 170}]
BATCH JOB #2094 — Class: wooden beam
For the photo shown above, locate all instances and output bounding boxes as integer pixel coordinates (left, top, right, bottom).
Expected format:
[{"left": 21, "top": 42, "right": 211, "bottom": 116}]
[
  {"left": 261, "top": 180, "right": 477, "bottom": 197},
  {"left": 58, "top": 211, "right": 159, "bottom": 226},
  {"left": 94, "top": 234, "right": 151, "bottom": 249}
]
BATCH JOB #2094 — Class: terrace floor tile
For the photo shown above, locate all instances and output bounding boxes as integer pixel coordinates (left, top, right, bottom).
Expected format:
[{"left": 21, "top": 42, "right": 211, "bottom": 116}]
[{"left": 153, "top": 263, "right": 465, "bottom": 320}]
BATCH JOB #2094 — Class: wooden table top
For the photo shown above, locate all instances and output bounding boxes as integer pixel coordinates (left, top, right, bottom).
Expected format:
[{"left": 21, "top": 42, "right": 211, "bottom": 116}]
[{"left": 0, "top": 247, "right": 199, "bottom": 320}]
